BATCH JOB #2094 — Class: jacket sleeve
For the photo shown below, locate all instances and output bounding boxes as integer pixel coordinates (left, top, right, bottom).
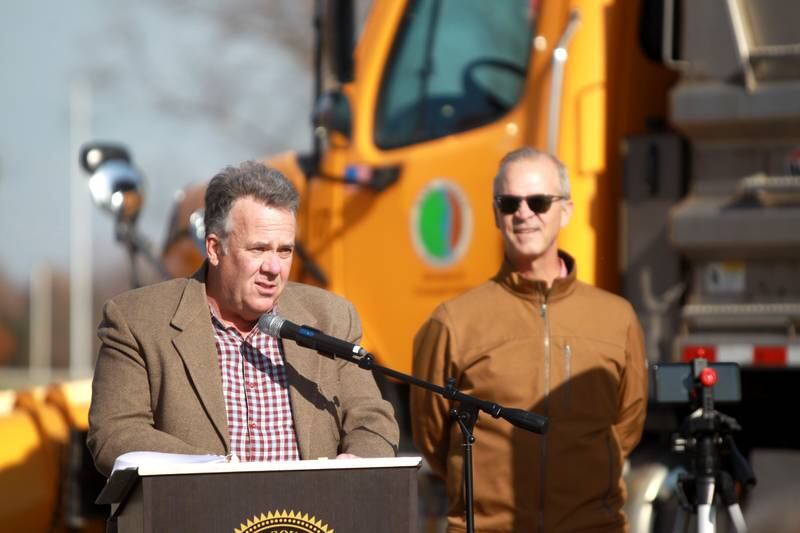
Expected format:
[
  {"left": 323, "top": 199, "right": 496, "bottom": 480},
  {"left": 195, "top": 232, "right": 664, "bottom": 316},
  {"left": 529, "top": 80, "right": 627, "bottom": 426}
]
[
  {"left": 614, "top": 312, "right": 648, "bottom": 457},
  {"left": 336, "top": 301, "right": 399, "bottom": 457},
  {"left": 410, "top": 307, "right": 455, "bottom": 479},
  {"left": 87, "top": 300, "right": 210, "bottom": 477}
]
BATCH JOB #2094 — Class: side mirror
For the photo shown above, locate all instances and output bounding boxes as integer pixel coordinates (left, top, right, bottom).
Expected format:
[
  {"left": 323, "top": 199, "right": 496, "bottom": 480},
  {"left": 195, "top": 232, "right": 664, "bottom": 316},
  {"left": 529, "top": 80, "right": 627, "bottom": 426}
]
[
  {"left": 312, "top": 89, "right": 352, "bottom": 140},
  {"left": 326, "top": 0, "right": 355, "bottom": 83},
  {"left": 79, "top": 142, "right": 144, "bottom": 223},
  {"left": 80, "top": 143, "right": 131, "bottom": 173},
  {"left": 188, "top": 208, "right": 207, "bottom": 251}
]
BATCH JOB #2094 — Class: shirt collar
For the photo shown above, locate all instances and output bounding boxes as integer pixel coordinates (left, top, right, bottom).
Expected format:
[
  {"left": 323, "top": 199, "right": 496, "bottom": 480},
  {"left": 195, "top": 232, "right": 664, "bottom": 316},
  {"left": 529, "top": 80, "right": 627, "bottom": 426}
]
[{"left": 208, "top": 304, "right": 280, "bottom": 340}]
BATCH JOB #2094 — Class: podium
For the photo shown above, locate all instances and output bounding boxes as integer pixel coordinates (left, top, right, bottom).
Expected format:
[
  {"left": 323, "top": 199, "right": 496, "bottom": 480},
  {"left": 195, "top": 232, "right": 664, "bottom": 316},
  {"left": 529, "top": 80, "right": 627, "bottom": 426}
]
[{"left": 97, "top": 456, "right": 421, "bottom": 533}]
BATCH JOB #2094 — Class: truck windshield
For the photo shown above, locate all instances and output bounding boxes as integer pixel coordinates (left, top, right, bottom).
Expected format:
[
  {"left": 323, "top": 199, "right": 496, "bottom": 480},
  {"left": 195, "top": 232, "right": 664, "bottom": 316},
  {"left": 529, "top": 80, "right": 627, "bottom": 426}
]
[{"left": 374, "top": 0, "right": 534, "bottom": 149}]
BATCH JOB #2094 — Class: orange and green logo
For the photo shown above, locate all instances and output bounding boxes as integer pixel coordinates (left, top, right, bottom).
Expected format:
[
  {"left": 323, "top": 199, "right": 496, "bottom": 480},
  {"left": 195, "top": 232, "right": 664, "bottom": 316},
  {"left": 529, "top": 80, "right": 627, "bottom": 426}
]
[
  {"left": 235, "top": 510, "right": 332, "bottom": 533},
  {"left": 411, "top": 180, "right": 472, "bottom": 267}
]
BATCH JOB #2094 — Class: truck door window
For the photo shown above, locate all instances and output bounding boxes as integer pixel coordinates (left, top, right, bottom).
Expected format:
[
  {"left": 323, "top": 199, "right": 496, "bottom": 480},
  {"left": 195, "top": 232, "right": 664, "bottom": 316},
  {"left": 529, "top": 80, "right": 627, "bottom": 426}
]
[{"left": 375, "top": 0, "right": 534, "bottom": 149}]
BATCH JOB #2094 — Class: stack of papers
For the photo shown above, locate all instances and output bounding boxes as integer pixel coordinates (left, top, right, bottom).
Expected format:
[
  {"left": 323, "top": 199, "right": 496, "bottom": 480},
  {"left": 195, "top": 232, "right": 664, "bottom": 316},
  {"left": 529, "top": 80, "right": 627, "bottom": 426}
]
[{"left": 112, "top": 451, "right": 230, "bottom": 474}]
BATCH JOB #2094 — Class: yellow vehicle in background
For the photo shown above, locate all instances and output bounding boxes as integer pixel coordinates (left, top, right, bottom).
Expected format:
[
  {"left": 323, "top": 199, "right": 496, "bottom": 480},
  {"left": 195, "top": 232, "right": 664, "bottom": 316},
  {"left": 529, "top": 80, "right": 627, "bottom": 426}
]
[
  {"left": 159, "top": 0, "right": 669, "bottom": 374},
  {"left": 4, "top": 0, "right": 800, "bottom": 530}
]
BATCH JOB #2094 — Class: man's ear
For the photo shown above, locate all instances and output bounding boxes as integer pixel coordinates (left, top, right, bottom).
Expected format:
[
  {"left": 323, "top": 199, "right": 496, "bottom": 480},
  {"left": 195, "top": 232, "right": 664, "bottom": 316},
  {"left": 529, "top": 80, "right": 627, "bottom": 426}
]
[
  {"left": 560, "top": 199, "right": 574, "bottom": 228},
  {"left": 206, "top": 234, "right": 223, "bottom": 266}
]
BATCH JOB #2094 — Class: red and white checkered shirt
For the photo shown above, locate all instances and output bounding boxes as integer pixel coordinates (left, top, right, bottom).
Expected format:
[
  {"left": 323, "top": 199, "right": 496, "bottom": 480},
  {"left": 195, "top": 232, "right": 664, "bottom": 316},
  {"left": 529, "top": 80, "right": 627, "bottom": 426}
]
[{"left": 210, "top": 309, "right": 300, "bottom": 462}]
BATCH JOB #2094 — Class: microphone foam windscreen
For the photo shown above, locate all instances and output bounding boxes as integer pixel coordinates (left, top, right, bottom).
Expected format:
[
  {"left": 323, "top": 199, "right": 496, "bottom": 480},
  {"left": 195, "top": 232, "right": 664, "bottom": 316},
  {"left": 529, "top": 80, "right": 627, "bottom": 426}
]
[{"left": 257, "top": 313, "right": 284, "bottom": 337}]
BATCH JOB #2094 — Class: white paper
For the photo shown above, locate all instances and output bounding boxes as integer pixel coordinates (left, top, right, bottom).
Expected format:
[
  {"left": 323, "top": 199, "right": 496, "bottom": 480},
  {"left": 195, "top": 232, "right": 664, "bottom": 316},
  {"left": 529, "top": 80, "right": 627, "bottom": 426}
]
[{"left": 112, "top": 451, "right": 230, "bottom": 474}]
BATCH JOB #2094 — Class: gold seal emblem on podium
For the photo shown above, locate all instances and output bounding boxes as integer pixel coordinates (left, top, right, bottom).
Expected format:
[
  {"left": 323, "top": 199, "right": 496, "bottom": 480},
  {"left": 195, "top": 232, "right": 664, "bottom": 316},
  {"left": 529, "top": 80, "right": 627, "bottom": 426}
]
[{"left": 235, "top": 510, "right": 333, "bottom": 533}]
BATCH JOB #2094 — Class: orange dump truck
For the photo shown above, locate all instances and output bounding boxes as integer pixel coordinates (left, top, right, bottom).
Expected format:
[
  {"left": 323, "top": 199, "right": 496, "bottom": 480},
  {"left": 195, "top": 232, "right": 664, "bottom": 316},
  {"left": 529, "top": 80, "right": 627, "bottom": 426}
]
[{"left": 4, "top": 0, "right": 800, "bottom": 530}]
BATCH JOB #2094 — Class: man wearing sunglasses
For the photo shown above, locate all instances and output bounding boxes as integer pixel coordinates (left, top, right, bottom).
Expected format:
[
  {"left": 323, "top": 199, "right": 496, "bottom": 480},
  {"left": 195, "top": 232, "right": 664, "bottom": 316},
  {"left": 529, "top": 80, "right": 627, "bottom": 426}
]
[{"left": 412, "top": 147, "right": 647, "bottom": 532}]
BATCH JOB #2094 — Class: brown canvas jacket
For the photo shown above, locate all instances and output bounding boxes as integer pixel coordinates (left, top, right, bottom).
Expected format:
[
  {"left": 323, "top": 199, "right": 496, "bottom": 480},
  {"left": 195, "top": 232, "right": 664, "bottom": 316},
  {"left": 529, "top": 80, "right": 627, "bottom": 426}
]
[{"left": 412, "top": 252, "right": 647, "bottom": 532}]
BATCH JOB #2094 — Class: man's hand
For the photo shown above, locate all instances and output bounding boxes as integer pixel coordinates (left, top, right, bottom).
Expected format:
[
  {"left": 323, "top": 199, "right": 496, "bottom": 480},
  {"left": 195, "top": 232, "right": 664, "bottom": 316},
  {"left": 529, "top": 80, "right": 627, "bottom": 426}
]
[{"left": 335, "top": 453, "right": 360, "bottom": 460}]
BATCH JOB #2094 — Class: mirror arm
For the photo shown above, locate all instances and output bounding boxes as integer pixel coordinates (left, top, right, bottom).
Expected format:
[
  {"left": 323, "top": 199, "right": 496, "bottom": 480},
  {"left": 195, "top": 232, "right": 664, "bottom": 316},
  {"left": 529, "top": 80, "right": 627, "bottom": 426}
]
[{"left": 115, "top": 221, "right": 171, "bottom": 287}]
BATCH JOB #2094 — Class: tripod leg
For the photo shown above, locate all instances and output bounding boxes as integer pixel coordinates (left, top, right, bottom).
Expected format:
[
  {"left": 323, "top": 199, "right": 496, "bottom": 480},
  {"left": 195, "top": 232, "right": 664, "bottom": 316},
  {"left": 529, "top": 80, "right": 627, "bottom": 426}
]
[
  {"left": 718, "top": 471, "right": 748, "bottom": 533},
  {"left": 697, "top": 504, "right": 716, "bottom": 533},
  {"left": 696, "top": 476, "right": 716, "bottom": 533},
  {"left": 726, "top": 503, "right": 747, "bottom": 533}
]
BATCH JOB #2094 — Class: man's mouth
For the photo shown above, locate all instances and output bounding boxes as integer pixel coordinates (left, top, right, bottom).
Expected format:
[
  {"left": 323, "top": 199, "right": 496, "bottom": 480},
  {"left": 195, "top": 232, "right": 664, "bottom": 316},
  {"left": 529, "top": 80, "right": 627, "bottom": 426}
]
[{"left": 255, "top": 281, "right": 277, "bottom": 293}]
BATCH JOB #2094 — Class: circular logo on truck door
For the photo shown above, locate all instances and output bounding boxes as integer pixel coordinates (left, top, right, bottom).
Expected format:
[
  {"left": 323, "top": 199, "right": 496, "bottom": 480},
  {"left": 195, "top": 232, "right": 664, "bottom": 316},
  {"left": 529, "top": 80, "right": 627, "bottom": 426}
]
[{"left": 411, "top": 180, "right": 473, "bottom": 268}]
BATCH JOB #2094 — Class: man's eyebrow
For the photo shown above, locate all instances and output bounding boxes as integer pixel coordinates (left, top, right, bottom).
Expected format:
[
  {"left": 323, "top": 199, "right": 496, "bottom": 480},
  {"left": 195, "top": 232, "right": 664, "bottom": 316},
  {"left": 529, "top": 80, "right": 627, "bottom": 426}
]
[{"left": 248, "top": 240, "right": 295, "bottom": 248}]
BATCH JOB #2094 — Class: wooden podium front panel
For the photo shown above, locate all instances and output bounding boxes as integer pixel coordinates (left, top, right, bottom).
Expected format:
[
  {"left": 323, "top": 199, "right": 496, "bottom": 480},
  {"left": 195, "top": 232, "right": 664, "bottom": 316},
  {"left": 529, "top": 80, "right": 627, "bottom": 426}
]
[{"left": 127, "top": 465, "right": 417, "bottom": 532}]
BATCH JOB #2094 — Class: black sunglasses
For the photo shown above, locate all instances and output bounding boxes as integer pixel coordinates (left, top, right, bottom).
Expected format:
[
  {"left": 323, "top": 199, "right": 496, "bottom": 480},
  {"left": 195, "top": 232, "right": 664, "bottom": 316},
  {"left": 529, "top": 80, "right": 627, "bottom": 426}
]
[{"left": 494, "top": 194, "right": 567, "bottom": 215}]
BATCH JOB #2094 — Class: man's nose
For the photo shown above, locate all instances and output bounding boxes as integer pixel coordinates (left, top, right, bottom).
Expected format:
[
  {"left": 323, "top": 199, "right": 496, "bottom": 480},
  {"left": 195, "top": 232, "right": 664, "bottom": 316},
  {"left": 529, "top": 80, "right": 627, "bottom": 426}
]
[
  {"left": 260, "top": 253, "right": 281, "bottom": 274},
  {"left": 515, "top": 199, "right": 535, "bottom": 218}
]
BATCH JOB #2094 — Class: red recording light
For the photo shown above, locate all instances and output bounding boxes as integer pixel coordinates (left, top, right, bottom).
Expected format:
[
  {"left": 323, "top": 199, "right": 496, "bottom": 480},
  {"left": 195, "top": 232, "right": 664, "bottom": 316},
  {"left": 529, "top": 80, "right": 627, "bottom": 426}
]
[{"left": 700, "top": 368, "right": 718, "bottom": 388}]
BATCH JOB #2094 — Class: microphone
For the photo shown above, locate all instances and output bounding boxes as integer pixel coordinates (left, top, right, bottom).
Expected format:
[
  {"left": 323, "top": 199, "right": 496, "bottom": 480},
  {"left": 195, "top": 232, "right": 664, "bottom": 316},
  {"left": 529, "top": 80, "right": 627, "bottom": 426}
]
[
  {"left": 497, "top": 407, "right": 549, "bottom": 434},
  {"left": 257, "top": 314, "right": 368, "bottom": 359}
]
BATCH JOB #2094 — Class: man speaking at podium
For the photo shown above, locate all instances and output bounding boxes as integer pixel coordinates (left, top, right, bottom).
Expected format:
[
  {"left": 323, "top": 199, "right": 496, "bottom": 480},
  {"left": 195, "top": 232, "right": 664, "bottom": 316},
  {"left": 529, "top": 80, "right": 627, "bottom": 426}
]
[{"left": 88, "top": 161, "right": 398, "bottom": 477}]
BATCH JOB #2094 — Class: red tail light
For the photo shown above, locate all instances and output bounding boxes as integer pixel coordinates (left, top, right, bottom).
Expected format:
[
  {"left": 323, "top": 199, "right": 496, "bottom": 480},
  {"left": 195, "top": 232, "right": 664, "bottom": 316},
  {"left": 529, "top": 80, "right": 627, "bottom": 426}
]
[
  {"left": 754, "top": 346, "right": 786, "bottom": 366},
  {"left": 682, "top": 345, "right": 717, "bottom": 363}
]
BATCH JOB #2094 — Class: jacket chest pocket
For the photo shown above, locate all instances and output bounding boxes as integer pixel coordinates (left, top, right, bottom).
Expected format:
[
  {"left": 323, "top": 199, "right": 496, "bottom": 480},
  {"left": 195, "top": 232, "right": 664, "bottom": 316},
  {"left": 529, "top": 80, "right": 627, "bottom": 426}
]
[{"left": 551, "top": 338, "right": 623, "bottom": 422}]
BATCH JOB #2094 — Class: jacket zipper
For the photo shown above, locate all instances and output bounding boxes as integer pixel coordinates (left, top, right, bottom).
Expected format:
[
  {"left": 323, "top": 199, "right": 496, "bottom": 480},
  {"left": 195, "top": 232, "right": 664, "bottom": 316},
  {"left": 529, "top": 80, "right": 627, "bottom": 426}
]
[
  {"left": 541, "top": 301, "right": 550, "bottom": 398},
  {"left": 564, "top": 343, "right": 572, "bottom": 411},
  {"left": 538, "top": 297, "right": 550, "bottom": 533}
]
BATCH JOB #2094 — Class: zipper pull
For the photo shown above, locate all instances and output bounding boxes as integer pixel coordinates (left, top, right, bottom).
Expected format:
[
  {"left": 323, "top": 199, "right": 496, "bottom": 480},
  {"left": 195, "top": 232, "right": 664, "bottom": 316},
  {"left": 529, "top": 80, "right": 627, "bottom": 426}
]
[{"left": 540, "top": 302, "right": 547, "bottom": 317}]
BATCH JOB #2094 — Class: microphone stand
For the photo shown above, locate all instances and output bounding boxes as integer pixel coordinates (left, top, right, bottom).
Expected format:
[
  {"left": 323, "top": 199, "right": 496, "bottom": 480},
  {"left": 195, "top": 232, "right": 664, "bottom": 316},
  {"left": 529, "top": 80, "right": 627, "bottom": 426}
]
[{"left": 321, "top": 348, "right": 549, "bottom": 533}]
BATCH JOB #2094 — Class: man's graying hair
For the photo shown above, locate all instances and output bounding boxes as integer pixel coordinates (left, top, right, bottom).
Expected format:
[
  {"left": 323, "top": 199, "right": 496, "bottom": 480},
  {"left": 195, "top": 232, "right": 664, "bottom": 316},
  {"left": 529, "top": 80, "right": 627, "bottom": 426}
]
[
  {"left": 493, "top": 146, "right": 571, "bottom": 197},
  {"left": 204, "top": 160, "right": 299, "bottom": 240}
]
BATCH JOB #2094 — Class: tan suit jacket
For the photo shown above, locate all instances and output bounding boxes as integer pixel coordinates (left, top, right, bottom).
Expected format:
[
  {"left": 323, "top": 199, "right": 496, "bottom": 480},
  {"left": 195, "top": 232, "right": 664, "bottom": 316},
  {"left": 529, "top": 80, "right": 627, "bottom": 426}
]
[{"left": 87, "top": 270, "right": 398, "bottom": 477}]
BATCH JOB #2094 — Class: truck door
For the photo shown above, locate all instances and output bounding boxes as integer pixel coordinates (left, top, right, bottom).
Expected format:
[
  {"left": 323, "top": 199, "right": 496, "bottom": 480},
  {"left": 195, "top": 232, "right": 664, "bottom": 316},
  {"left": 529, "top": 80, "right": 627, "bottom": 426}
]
[{"left": 310, "top": 0, "right": 540, "bottom": 372}]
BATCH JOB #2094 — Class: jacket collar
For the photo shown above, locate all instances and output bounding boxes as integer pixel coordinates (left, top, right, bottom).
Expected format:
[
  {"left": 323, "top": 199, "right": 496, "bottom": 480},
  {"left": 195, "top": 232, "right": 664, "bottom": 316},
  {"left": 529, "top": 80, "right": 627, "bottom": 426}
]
[
  {"left": 169, "top": 263, "right": 210, "bottom": 331},
  {"left": 169, "top": 261, "right": 230, "bottom": 452},
  {"left": 494, "top": 250, "right": 578, "bottom": 303}
]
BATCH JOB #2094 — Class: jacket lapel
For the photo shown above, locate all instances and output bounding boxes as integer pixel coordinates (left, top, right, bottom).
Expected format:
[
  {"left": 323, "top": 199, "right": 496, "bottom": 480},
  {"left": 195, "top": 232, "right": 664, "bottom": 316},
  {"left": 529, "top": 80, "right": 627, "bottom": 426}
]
[
  {"left": 277, "top": 285, "right": 321, "bottom": 459},
  {"left": 170, "top": 275, "right": 230, "bottom": 452}
]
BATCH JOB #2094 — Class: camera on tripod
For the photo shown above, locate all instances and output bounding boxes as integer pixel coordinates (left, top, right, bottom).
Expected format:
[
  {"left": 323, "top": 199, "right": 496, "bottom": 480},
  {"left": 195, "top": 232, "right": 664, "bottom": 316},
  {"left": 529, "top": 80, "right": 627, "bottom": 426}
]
[
  {"left": 651, "top": 361, "right": 741, "bottom": 405},
  {"left": 650, "top": 359, "right": 755, "bottom": 533}
]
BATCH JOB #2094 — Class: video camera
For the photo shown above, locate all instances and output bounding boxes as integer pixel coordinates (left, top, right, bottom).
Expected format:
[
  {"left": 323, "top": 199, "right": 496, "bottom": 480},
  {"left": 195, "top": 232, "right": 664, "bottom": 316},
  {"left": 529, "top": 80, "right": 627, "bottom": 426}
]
[{"left": 650, "top": 361, "right": 741, "bottom": 404}]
